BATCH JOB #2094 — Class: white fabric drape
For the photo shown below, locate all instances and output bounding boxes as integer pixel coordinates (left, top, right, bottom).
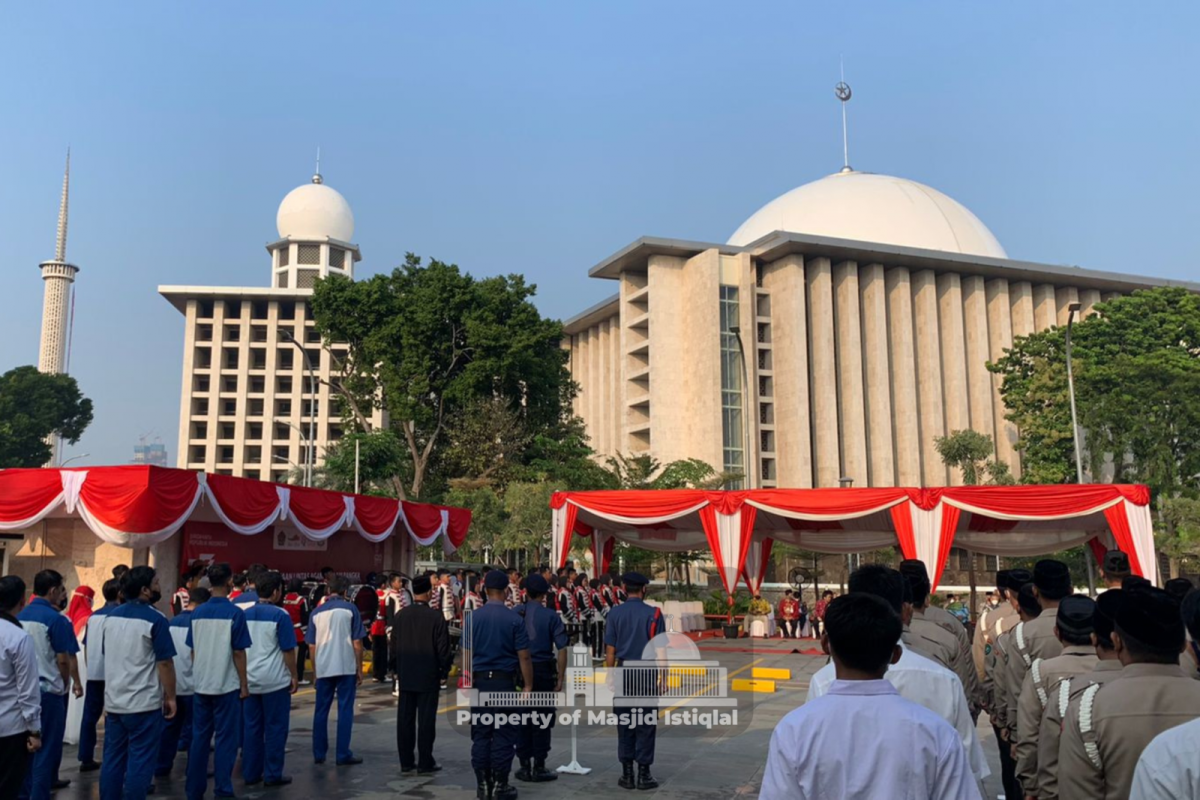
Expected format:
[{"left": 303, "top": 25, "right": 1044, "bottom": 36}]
[
  {"left": 911, "top": 504, "right": 943, "bottom": 571},
  {"left": 743, "top": 538, "right": 769, "bottom": 593},
  {"left": 712, "top": 510, "right": 743, "bottom": 596},
  {"left": 1125, "top": 499, "right": 1159, "bottom": 585}
]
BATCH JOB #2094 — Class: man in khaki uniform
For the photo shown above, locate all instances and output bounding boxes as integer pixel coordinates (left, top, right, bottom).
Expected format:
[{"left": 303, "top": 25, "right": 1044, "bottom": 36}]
[
  {"left": 1036, "top": 592, "right": 1123, "bottom": 800},
  {"left": 1059, "top": 585, "right": 1200, "bottom": 800},
  {"left": 899, "top": 562, "right": 981, "bottom": 714},
  {"left": 989, "top": 575, "right": 1037, "bottom": 800},
  {"left": 973, "top": 577, "right": 1011, "bottom": 683},
  {"left": 1004, "top": 560, "right": 1072, "bottom": 743},
  {"left": 1015, "top": 595, "right": 1099, "bottom": 794},
  {"left": 901, "top": 560, "right": 984, "bottom": 713}
]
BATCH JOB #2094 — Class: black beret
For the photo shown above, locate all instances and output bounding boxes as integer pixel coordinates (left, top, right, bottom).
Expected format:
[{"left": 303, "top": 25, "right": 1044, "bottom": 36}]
[
  {"left": 1092, "top": 591, "right": 1116, "bottom": 645},
  {"left": 1017, "top": 583, "right": 1042, "bottom": 617},
  {"left": 484, "top": 571, "right": 509, "bottom": 591},
  {"left": 1107, "top": 585, "right": 1185, "bottom": 651},
  {"left": 1103, "top": 550, "right": 1131, "bottom": 577},
  {"left": 525, "top": 574, "right": 549, "bottom": 594},
  {"left": 1034, "top": 560, "right": 1072, "bottom": 600},
  {"left": 1056, "top": 594, "right": 1097, "bottom": 638},
  {"left": 899, "top": 560, "right": 930, "bottom": 580},
  {"left": 1164, "top": 578, "right": 1194, "bottom": 602},
  {"left": 1181, "top": 590, "right": 1200, "bottom": 642},
  {"left": 621, "top": 572, "right": 649, "bottom": 587},
  {"left": 996, "top": 569, "right": 1011, "bottom": 590},
  {"left": 411, "top": 574, "right": 432, "bottom": 595},
  {"left": 1006, "top": 569, "right": 1033, "bottom": 592}
]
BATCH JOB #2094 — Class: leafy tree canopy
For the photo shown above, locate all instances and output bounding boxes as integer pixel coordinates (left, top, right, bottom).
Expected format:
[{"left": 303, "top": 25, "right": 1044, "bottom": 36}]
[
  {"left": 0, "top": 366, "right": 93, "bottom": 468},
  {"left": 934, "top": 429, "right": 1014, "bottom": 486}
]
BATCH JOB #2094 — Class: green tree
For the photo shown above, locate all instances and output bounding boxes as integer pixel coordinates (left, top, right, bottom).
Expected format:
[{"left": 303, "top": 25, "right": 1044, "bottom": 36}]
[
  {"left": 311, "top": 254, "right": 572, "bottom": 500},
  {"left": 1157, "top": 497, "right": 1200, "bottom": 579},
  {"left": 934, "top": 429, "right": 1015, "bottom": 486},
  {"left": 0, "top": 366, "right": 94, "bottom": 468},
  {"left": 599, "top": 453, "right": 738, "bottom": 490}
]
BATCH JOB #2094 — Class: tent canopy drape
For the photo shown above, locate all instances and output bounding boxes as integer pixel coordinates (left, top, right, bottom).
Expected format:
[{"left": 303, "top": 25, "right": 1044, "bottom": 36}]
[
  {"left": 551, "top": 485, "right": 1156, "bottom": 593},
  {"left": 0, "top": 466, "right": 471, "bottom": 551}
]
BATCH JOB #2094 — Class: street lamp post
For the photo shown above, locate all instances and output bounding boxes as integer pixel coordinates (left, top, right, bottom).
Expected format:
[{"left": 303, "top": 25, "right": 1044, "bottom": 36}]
[
  {"left": 61, "top": 453, "right": 90, "bottom": 467},
  {"left": 278, "top": 328, "right": 316, "bottom": 488},
  {"left": 1065, "top": 302, "right": 1098, "bottom": 596},
  {"left": 728, "top": 326, "right": 754, "bottom": 490}
]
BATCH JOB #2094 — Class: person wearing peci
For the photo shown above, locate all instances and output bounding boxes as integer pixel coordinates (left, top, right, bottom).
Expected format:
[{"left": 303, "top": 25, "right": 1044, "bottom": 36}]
[
  {"left": 98, "top": 566, "right": 177, "bottom": 800},
  {"left": 307, "top": 574, "right": 366, "bottom": 767},
  {"left": 393, "top": 574, "right": 451, "bottom": 776},
  {"left": 1003, "top": 560, "right": 1072, "bottom": 746},
  {"left": 157, "top": 587, "right": 207, "bottom": 778},
  {"left": 604, "top": 571, "right": 665, "bottom": 792},
  {"left": 0, "top": 576, "right": 42, "bottom": 800},
  {"left": 185, "top": 563, "right": 252, "bottom": 800},
  {"left": 1099, "top": 550, "right": 1131, "bottom": 590},
  {"left": 18, "top": 569, "right": 82, "bottom": 800},
  {"left": 78, "top": 579, "right": 120, "bottom": 773},
  {"left": 514, "top": 574, "right": 567, "bottom": 784},
  {"left": 463, "top": 570, "right": 533, "bottom": 800},
  {"left": 241, "top": 572, "right": 298, "bottom": 788},
  {"left": 761, "top": 593, "right": 982, "bottom": 799}
]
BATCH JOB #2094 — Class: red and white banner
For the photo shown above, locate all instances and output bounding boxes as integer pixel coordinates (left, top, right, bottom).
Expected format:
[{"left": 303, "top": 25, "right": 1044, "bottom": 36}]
[
  {"left": 0, "top": 466, "right": 471, "bottom": 552},
  {"left": 550, "top": 484, "right": 1157, "bottom": 593}
]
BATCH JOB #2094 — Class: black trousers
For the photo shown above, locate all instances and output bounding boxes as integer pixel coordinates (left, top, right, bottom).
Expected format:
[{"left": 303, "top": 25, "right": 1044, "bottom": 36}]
[
  {"left": 397, "top": 690, "right": 439, "bottom": 770},
  {"left": 296, "top": 641, "right": 309, "bottom": 682},
  {"left": 372, "top": 635, "right": 389, "bottom": 680},
  {"left": 516, "top": 661, "right": 558, "bottom": 761},
  {"left": 993, "top": 724, "right": 1022, "bottom": 800},
  {"left": 0, "top": 732, "right": 32, "bottom": 800},
  {"left": 388, "top": 629, "right": 400, "bottom": 676},
  {"left": 780, "top": 619, "right": 797, "bottom": 638}
]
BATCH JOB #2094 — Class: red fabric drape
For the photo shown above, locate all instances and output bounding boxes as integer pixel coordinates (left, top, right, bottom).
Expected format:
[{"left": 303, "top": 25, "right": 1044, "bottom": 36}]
[
  {"left": 205, "top": 473, "right": 281, "bottom": 528},
  {"left": 751, "top": 488, "right": 908, "bottom": 517},
  {"left": 443, "top": 507, "right": 472, "bottom": 548},
  {"left": 78, "top": 466, "right": 201, "bottom": 533},
  {"left": 557, "top": 503, "right": 580, "bottom": 569},
  {"left": 741, "top": 537, "right": 774, "bottom": 593},
  {"left": 739, "top": 506, "right": 759, "bottom": 587},
  {"left": 942, "top": 485, "right": 1146, "bottom": 516},
  {"left": 931, "top": 505, "right": 962, "bottom": 590},
  {"left": 889, "top": 502, "right": 917, "bottom": 559},
  {"left": 1102, "top": 502, "right": 1145, "bottom": 577},
  {"left": 557, "top": 490, "right": 709, "bottom": 519},
  {"left": 354, "top": 495, "right": 401, "bottom": 537},
  {"left": 0, "top": 469, "right": 65, "bottom": 525},
  {"left": 402, "top": 501, "right": 445, "bottom": 539},
  {"left": 286, "top": 486, "right": 348, "bottom": 531},
  {"left": 1088, "top": 537, "right": 1108, "bottom": 569}
]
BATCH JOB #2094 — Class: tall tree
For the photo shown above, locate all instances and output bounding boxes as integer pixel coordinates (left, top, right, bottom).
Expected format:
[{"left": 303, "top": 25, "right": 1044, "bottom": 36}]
[
  {"left": 311, "top": 254, "right": 572, "bottom": 499},
  {"left": 934, "top": 429, "right": 1014, "bottom": 486},
  {"left": 0, "top": 366, "right": 93, "bottom": 468}
]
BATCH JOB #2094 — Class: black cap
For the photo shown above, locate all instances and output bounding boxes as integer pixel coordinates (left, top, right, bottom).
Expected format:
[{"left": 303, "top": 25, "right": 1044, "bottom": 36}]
[
  {"left": 525, "top": 574, "right": 549, "bottom": 595},
  {"left": 1106, "top": 585, "right": 1185, "bottom": 651},
  {"left": 621, "top": 572, "right": 649, "bottom": 588},
  {"left": 1034, "top": 560, "right": 1072, "bottom": 600},
  {"left": 1181, "top": 590, "right": 1200, "bottom": 642},
  {"left": 484, "top": 571, "right": 509, "bottom": 591},
  {"left": 1006, "top": 569, "right": 1033, "bottom": 592},
  {"left": 1092, "top": 591, "right": 1116, "bottom": 646},
  {"left": 1164, "top": 578, "right": 1194, "bottom": 602},
  {"left": 1056, "top": 594, "right": 1097, "bottom": 638},
  {"left": 1103, "top": 550, "right": 1131, "bottom": 577},
  {"left": 996, "top": 569, "right": 1011, "bottom": 591},
  {"left": 1017, "top": 583, "right": 1042, "bottom": 617},
  {"left": 899, "top": 560, "right": 930, "bottom": 580},
  {"left": 411, "top": 574, "right": 432, "bottom": 595}
]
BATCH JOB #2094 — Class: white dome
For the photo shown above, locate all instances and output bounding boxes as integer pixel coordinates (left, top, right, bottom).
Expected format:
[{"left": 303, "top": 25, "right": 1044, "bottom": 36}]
[
  {"left": 727, "top": 170, "right": 1006, "bottom": 258},
  {"left": 276, "top": 179, "right": 355, "bottom": 242}
]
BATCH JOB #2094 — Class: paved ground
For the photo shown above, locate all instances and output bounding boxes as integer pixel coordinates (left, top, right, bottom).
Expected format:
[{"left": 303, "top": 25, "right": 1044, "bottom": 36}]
[{"left": 52, "top": 639, "right": 1004, "bottom": 799}]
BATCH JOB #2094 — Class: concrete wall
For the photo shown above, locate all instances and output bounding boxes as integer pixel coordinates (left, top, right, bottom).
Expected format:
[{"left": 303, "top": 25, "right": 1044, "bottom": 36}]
[{"left": 7, "top": 521, "right": 150, "bottom": 599}]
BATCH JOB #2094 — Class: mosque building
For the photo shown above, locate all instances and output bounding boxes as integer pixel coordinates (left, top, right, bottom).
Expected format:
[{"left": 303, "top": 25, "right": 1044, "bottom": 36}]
[
  {"left": 159, "top": 166, "right": 383, "bottom": 482},
  {"left": 563, "top": 108, "right": 1195, "bottom": 490}
]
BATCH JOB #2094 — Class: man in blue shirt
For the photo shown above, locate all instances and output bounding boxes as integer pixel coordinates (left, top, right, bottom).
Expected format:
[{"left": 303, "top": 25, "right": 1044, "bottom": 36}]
[
  {"left": 99, "top": 566, "right": 177, "bottom": 800},
  {"left": 603, "top": 572, "right": 664, "bottom": 791},
  {"left": 156, "top": 587, "right": 207, "bottom": 778},
  {"left": 462, "top": 570, "right": 533, "bottom": 800},
  {"left": 514, "top": 574, "right": 567, "bottom": 784},
  {"left": 241, "top": 572, "right": 297, "bottom": 787},
  {"left": 78, "top": 577, "right": 120, "bottom": 772},
  {"left": 18, "top": 569, "right": 81, "bottom": 800},
  {"left": 306, "top": 574, "right": 365, "bottom": 767},
  {"left": 186, "top": 563, "right": 251, "bottom": 800}
]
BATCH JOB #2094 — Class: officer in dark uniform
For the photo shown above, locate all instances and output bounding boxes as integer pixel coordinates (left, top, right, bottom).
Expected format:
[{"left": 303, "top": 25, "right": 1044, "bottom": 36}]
[
  {"left": 603, "top": 572, "right": 664, "bottom": 791},
  {"left": 463, "top": 570, "right": 533, "bottom": 800},
  {"left": 513, "top": 574, "right": 567, "bottom": 784}
]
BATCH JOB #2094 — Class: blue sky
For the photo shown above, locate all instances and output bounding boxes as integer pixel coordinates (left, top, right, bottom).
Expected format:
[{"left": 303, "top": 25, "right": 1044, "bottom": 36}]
[{"left": 1, "top": 2, "right": 1197, "bottom": 467}]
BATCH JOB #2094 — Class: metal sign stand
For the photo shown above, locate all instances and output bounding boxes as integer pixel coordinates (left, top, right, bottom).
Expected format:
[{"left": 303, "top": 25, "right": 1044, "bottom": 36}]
[{"left": 557, "top": 717, "right": 591, "bottom": 775}]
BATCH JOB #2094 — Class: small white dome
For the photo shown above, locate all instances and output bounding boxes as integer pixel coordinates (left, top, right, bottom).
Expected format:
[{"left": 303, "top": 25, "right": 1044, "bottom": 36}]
[
  {"left": 276, "top": 179, "right": 355, "bottom": 242},
  {"left": 727, "top": 171, "right": 1006, "bottom": 258}
]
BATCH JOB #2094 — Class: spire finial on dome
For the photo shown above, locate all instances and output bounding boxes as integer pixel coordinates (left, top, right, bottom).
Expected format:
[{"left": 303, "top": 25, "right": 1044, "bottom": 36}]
[
  {"left": 836, "top": 58, "right": 853, "bottom": 173},
  {"left": 312, "top": 146, "right": 323, "bottom": 184}
]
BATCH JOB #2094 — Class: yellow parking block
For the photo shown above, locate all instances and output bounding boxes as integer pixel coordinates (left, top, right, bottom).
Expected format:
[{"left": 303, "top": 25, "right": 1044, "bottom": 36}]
[
  {"left": 666, "top": 676, "right": 682, "bottom": 689},
  {"left": 667, "top": 666, "right": 708, "bottom": 676},
  {"left": 752, "top": 667, "right": 791, "bottom": 681},
  {"left": 731, "top": 678, "right": 776, "bottom": 693}
]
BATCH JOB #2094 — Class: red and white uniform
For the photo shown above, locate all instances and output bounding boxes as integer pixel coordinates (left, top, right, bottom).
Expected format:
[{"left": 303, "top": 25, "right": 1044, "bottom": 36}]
[
  {"left": 370, "top": 588, "right": 388, "bottom": 637},
  {"left": 505, "top": 582, "right": 523, "bottom": 609},
  {"left": 282, "top": 591, "right": 310, "bottom": 636},
  {"left": 171, "top": 586, "right": 190, "bottom": 618},
  {"left": 556, "top": 585, "right": 577, "bottom": 623}
]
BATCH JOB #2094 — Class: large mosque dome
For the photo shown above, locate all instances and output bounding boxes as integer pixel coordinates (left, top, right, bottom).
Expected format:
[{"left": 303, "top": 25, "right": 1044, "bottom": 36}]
[
  {"left": 727, "top": 170, "right": 1006, "bottom": 259},
  {"left": 276, "top": 177, "right": 355, "bottom": 242}
]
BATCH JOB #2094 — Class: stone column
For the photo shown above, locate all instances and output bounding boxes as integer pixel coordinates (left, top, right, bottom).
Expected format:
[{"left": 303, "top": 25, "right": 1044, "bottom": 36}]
[
  {"left": 860, "top": 264, "right": 894, "bottom": 486},
  {"left": 913, "top": 270, "right": 947, "bottom": 486},
  {"left": 985, "top": 279, "right": 1020, "bottom": 478},
  {"left": 598, "top": 319, "right": 612, "bottom": 456},
  {"left": 761, "top": 255, "right": 812, "bottom": 488},
  {"left": 962, "top": 276, "right": 995, "bottom": 446},
  {"left": 1079, "top": 289, "right": 1102, "bottom": 318},
  {"left": 1033, "top": 284, "right": 1057, "bottom": 331},
  {"left": 834, "top": 261, "right": 868, "bottom": 487},
  {"left": 938, "top": 273, "right": 970, "bottom": 484},
  {"left": 886, "top": 268, "right": 921, "bottom": 486},
  {"left": 1010, "top": 281, "right": 1035, "bottom": 338},
  {"left": 1056, "top": 286, "right": 1080, "bottom": 327},
  {"left": 807, "top": 257, "right": 840, "bottom": 487}
]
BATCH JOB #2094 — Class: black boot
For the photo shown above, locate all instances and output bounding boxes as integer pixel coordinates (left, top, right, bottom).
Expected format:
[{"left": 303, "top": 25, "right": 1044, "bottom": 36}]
[
  {"left": 493, "top": 771, "right": 518, "bottom": 800},
  {"left": 618, "top": 761, "right": 636, "bottom": 790},
  {"left": 514, "top": 758, "right": 533, "bottom": 783},
  {"left": 474, "top": 768, "right": 491, "bottom": 800},
  {"left": 637, "top": 763, "right": 659, "bottom": 790},
  {"left": 531, "top": 758, "right": 557, "bottom": 782}
]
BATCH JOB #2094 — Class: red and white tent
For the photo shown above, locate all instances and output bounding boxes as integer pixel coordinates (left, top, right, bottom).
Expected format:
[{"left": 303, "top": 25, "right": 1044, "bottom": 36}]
[
  {"left": 551, "top": 485, "right": 1156, "bottom": 593},
  {"left": 0, "top": 466, "right": 471, "bottom": 552}
]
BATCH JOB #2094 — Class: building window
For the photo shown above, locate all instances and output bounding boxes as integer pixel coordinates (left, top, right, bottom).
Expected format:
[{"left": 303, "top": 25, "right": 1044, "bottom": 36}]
[
  {"left": 197, "top": 300, "right": 215, "bottom": 319},
  {"left": 278, "top": 245, "right": 290, "bottom": 267},
  {"left": 329, "top": 247, "right": 345, "bottom": 269},
  {"left": 224, "top": 300, "right": 241, "bottom": 319},
  {"left": 950, "top": 548, "right": 1000, "bottom": 573},
  {"left": 277, "top": 376, "right": 293, "bottom": 394},
  {"left": 719, "top": 286, "right": 745, "bottom": 488},
  {"left": 276, "top": 272, "right": 288, "bottom": 289},
  {"left": 298, "top": 244, "right": 320, "bottom": 265},
  {"left": 296, "top": 269, "right": 320, "bottom": 289}
]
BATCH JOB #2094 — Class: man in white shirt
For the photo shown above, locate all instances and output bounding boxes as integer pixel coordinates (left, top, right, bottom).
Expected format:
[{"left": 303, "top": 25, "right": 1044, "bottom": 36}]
[
  {"left": 1130, "top": 717, "right": 1200, "bottom": 800},
  {"left": 306, "top": 575, "right": 366, "bottom": 766},
  {"left": 241, "top": 572, "right": 298, "bottom": 788},
  {"left": 763, "top": 592, "right": 981, "bottom": 799},
  {"left": 0, "top": 576, "right": 42, "bottom": 800},
  {"left": 806, "top": 565, "right": 990, "bottom": 786}
]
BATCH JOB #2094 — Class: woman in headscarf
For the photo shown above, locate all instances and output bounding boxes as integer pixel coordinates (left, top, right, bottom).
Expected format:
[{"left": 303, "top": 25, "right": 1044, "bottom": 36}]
[{"left": 64, "top": 585, "right": 95, "bottom": 745}]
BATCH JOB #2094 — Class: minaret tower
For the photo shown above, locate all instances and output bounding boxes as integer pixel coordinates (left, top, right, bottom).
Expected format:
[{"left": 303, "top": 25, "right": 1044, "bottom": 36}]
[{"left": 37, "top": 151, "right": 80, "bottom": 465}]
